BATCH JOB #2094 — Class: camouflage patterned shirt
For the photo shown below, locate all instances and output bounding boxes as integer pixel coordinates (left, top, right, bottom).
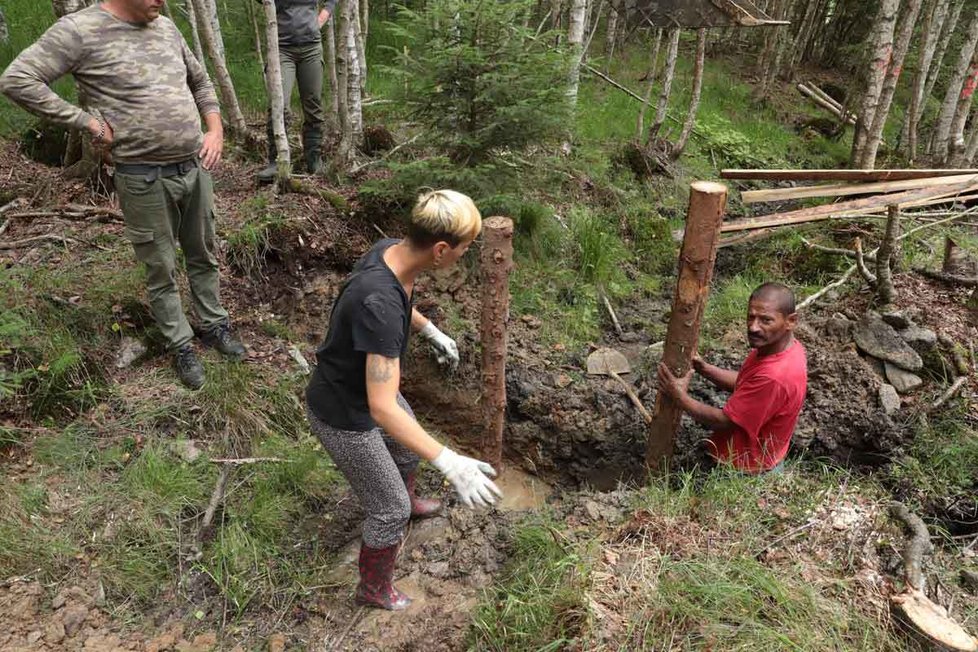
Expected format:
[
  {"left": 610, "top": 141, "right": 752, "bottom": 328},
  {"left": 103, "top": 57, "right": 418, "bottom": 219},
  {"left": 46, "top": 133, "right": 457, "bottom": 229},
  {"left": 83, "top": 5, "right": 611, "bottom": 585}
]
[{"left": 0, "top": 5, "right": 220, "bottom": 164}]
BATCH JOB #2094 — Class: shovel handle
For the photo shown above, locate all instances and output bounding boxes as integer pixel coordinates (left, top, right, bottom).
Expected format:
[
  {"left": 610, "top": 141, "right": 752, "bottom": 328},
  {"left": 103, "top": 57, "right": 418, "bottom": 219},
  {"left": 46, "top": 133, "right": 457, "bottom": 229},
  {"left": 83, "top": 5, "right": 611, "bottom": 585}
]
[{"left": 609, "top": 371, "right": 653, "bottom": 424}]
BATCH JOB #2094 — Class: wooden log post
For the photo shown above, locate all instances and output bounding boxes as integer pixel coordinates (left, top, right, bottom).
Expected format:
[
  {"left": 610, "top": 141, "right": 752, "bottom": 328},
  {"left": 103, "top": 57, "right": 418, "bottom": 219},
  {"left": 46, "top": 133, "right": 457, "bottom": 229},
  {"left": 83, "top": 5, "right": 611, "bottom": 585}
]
[
  {"left": 646, "top": 182, "right": 727, "bottom": 471},
  {"left": 480, "top": 217, "right": 514, "bottom": 470}
]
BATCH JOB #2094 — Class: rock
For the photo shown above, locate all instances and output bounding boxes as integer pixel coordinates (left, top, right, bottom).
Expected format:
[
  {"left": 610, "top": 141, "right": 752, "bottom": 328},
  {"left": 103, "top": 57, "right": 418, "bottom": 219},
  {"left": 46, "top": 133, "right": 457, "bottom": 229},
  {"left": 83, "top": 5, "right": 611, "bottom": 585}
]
[
  {"left": 288, "top": 344, "right": 310, "bottom": 375},
  {"left": 583, "top": 499, "right": 603, "bottom": 522},
  {"left": 114, "top": 336, "right": 148, "bottom": 369},
  {"left": 520, "top": 314, "right": 542, "bottom": 329},
  {"left": 853, "top": 314, "right": 923, "bottom": 371},
  {"left": 899, "top": 324, "right": 937, "bottom": 352},
  {"left": 45, "top": 620, "right": 65, "bottom": 644},
  {"left": 61, "top": 605, "right": 89, "bottom": 636},
  {"left": 884, "top": 362, "right": 923, "bottom": 394},
  {"left": 962, "top": 569, "right": 978, "bottom": 594},
  {"left": 619, "top": 332, "right": 641, "bottom": 343},
  {"left": 268, "top": 633, "right": 287, "bottom": 652},
  {"left": 824, "top": 313, "right": 853, "bottom": 341},
  {"left": 880, "top": 309, "right": 912, "bottom": 329},
  {"left": 554, "top": 373, "right": 572, "bottom": 388},
  {"left": 865, "top": 356, "right": 886, "bottom": 379},
  {"left": 170, "top": 439, "right": 202, "bottom": 463},
  {"left": 878, "top": 384, "right": 901, "bottom": 415},
  {"left": 51, "top": 592, "right": 67, "bottom": 610},
  {"left": 26, "top": 631, "right": 42, "bottom": 645}
]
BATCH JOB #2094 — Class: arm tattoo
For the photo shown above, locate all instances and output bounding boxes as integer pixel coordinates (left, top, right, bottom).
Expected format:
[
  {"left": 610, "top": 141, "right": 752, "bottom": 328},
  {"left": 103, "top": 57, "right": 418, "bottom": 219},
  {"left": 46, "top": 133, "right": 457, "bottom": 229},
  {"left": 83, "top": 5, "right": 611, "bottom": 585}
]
[{"left": 366, "top": 355, "right": 396, "bottom": 383}]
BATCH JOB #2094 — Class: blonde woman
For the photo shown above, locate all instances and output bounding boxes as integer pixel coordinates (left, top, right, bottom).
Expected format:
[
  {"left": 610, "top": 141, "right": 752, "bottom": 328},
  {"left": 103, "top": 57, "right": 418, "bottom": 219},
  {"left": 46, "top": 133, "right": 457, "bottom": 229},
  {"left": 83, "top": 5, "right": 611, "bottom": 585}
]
[{"left": 306, "top": 190, "right": 502, "bottom": 610}]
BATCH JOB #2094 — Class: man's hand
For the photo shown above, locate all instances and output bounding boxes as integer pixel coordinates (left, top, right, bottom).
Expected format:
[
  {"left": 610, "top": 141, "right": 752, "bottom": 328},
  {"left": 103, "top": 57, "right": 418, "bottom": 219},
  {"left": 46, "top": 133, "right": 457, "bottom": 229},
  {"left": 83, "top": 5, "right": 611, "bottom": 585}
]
[
  {"left": 431, "top": 446, "right": 502, "bottom": 508},
  {"left": 657, "top": 362, "right": 692, "bottom": 401},
  {"left": 87, "top": 116, "right": 114, "bottom": 162},
  {"left": 419, "top": 321, "right": 459, "bottom": 370},
  {"left": 199, "top": 129, "right": 223, "bottom": 170},
  {"left": 692, "top": 353, "right": 706, "bottom": 374},
  {"left": 318, "top": 8, "right": 330, "bottom": 27}
]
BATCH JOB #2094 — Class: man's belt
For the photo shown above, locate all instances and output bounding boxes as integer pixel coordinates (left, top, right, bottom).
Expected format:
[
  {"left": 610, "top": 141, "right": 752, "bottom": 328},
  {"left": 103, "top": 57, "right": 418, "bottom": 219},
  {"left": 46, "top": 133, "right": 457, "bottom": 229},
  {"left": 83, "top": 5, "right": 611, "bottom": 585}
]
[{"left": 115, "top": 158, "right": 198, "bottom": 182}]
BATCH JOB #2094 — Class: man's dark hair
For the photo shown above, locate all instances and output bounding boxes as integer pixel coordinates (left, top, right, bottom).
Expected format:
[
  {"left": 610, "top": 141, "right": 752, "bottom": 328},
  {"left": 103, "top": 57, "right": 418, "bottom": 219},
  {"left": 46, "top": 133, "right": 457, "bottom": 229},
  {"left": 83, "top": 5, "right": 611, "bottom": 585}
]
[{"left": 749, "top": 282, "right": 796, "bottom": 316}]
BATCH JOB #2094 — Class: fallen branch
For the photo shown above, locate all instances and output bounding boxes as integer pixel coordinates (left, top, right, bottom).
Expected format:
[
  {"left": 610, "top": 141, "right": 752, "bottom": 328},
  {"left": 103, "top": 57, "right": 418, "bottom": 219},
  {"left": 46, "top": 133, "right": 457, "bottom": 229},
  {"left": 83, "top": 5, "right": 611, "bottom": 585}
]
[
  {"left": 0, "top": 220, "right": 7, "bottom": 238},
  {"left": 854, "top": 238, "right": 877, "bottom": 286},
  {"left": 197, "top": 465, "right": 231, "bottom": 544},
  {"left": 796, "top": 83, "right": 856, "bottom": 124},
  {"left": 208, "top": 456, "right": 287, "bottom": 465},
  {"left": 930, "top": 376, "right": 968, "bottom": 411},
  {"left": 599, "top": 289, "right": 623, "bottom": 337},
  {"left": 890, "top": 502, "right": 932, "bottom": 592},
  {"left": 0, "top": 198, "right": 26, "bottom": 215},
  {"left": 282, "top": 178, "right": 350, "bottom": 211},
  {"left": 4, "top": 203, "right": 123, "bottom": 222},
  {"left": 0, "top": 234, "right": 77, "bottom": 250},
  {"left": 800, "top": 237, "right": 877, "bottom": 262},
  {"left": 798, "top": 265, "right": 856, "bottom": 311},
  {"left": 913, "top": 267, "right": 978, "bottom": 287}
]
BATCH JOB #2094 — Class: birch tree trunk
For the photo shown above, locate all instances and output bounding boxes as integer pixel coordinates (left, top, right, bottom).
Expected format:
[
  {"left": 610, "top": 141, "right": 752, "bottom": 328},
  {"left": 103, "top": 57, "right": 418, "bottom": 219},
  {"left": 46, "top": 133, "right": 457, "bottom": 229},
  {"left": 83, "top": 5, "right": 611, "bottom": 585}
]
[
  {"left": 923, "top": 0, "right": 965, "bottom": 103},
  {"left": 245, "top": 0, "right": 266, "bottom": 80},
  {"left": 263, "top": 0, "right": 291, "bottom": 186},
  {"left": 353, "top": 0, "right": 368, "bottom": 94},
  {"left": 603, "top": 0, "right": 618, "bottom": 72},
  {"left": 787, "top": 0, "right": 820, "bottom": 74},
  {"left": 859, "top": 0, "right": 924, "bottom": 169},
  {"left": 360, "top": 0, "right": 369, "bottom": 42},
  {"left": 637, "top": 29, "right": 663, "bottom": 139},
  {"left": 647, "top": 28, "right": 679, "bottom": 144},
  {"left": 566, "top": 0, "right": 587, "bottom": 109},
  {"left": 337, "top": 0, "right": 362, "bottom": 165},
  {"left": 930, "top": 11, "right": 978, "bottom": 161},
  {"left": 850, "top": 0, "right": 900, "bottom": 168},
  {"left": 183, "top": 0, "right": 207, "bottom": 64},
  {"left": 0, "top": 9, "right": 7, "bottom": 45},
  {"left": 900, "top": 0, "right": 948, "bottom": 159},
  {"left": 961, "top": 110, "right": 978, "bottom": 163},
  {"left": 202, "top": 0, "right": 225, "bottom": 60},
  {"left": 326, "top": 15, "right": 340, "bottom": 119},
  {"left": 671, "top": 28, "right": 706, "bottom": 159},
  {"left": 189, "top": 0, "right": 249, "bottom": 136},
  {"left": 335, "top": 0, "right": 350, "bottom": 138},
  {"left": 947, "top": 50, "right": 978, "bottom": 164}
]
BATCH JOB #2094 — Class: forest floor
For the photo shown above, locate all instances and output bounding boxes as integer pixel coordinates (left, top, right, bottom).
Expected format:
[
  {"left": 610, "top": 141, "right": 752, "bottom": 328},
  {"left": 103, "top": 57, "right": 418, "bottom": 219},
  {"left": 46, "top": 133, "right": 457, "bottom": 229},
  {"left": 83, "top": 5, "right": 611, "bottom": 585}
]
[{"left": 2, "top": 33, "right": 978, "bottom": 652}]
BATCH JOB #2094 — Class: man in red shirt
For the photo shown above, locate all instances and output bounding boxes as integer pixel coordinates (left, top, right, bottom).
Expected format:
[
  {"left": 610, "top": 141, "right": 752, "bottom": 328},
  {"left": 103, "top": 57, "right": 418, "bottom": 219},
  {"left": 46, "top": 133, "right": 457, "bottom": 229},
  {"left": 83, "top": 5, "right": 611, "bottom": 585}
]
[{"left": 657, "top": 282, "right": 808, "bottom": 473}]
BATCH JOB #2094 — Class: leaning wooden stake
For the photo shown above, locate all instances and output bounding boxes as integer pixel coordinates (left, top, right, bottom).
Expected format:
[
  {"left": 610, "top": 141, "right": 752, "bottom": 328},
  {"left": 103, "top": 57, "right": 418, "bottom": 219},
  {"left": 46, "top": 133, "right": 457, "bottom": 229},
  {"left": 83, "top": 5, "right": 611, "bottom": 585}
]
[
  {"left": 646, "top": 182, "right": 727, "bottom": 471},
  {"left": 480, "top": 217, "right": 514, "bottom": 470}
]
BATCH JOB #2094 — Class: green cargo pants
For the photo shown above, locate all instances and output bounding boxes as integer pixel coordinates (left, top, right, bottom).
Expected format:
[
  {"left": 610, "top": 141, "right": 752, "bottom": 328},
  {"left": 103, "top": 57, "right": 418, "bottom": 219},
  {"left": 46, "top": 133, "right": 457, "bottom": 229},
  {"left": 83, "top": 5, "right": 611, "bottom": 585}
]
[
  {"left": 266, "top": 41, "right": 326, "bottom": 165},
  {"left": 115, "top": 165, "right": 228, "bottom": 351}
]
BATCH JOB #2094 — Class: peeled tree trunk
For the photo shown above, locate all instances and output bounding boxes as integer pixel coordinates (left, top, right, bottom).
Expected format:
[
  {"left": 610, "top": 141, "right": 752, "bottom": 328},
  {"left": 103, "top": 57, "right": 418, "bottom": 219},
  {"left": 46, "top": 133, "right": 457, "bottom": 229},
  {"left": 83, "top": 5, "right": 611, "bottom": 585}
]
[
  {"left": 850, "top": 0, "right": 900, "bottom": 168},
  {"left": 671, "top": 28, "right": 706, "bottom": 159},
  {"left": 647, "top": 28, "right": 679, "bottom": 144},
  {"left": 566, "top": 0, "right": 588, "bottom": 108},
  {"left": 189, "top": 0, "right": 249, "bottom": 136},
  {"left": 930, "top": 11, "right": 978, "bottom": 162},
  {"left": 858, "top": 0, "right": 924, "bottom": 169},
  {"left": 263, "top": 0, "right": 291, "bottom": 186},
  {"left": 901, "top": 0, "right": 950, "bottom": 161}
]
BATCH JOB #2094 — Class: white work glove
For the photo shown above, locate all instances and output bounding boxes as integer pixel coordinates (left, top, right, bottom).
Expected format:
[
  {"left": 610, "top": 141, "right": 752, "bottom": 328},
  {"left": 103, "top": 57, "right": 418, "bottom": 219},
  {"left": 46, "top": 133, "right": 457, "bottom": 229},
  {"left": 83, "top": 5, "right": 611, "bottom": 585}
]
[
  {"left": 419, "top": 321, "right": 459, "bottom": 370},
  {"left": 431, "top": 447, "right": 503, "bottom": 508}
]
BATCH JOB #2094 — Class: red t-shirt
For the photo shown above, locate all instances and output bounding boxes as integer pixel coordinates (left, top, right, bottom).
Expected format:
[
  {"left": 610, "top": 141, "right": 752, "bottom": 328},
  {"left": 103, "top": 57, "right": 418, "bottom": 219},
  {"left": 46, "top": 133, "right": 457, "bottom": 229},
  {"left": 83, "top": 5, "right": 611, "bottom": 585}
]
[{"left": 709, "top": 339, "right": 807, "bottom": 473}]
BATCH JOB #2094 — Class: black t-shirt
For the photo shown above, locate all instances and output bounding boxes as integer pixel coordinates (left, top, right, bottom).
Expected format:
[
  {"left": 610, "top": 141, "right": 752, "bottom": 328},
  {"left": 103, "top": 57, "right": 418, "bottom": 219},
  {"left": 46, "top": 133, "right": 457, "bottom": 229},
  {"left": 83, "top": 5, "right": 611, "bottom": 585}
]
[{"left": 306, "top": 239, "right": 412, "bottom": 430}]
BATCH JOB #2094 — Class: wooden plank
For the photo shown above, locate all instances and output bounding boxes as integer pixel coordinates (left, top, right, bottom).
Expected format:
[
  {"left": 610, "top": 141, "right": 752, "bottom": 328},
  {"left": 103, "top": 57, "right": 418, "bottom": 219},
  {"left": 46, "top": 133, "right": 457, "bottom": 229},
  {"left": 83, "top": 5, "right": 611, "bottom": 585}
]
[
  {"left": 720, "top": 168, "right": 978, "bottom": 182},
  {"left": 721, "top": 179, "right": 978, "bottom": 232},
  {"left": 646, "top": 181, "right": 727, "bottom": 472},
  {"left": 741, "top": 173, "right": 978, "bottom": 204}
]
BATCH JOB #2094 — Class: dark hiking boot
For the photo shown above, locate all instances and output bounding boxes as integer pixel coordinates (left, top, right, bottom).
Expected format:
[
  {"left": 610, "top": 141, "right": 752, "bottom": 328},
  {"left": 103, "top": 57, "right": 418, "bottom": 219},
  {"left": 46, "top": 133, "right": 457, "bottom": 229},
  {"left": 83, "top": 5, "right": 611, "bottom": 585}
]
[
  {"left": 354, "top": 543, "right": 412, "bottom": 611},
  {"left": 257, "top": 162, "right": 278, "bottom": 184},
  {"left": 303, "top": 129, "right": 323, "bottom": 175},
  {"left": 201, "top": 323, "right": 246, "bottom": 360},
  {"left": 174, "top": 345, "right": 205, "bottom": 390},
  {"left": 405, "top": 471, "right": 442, "bottom": 519}
]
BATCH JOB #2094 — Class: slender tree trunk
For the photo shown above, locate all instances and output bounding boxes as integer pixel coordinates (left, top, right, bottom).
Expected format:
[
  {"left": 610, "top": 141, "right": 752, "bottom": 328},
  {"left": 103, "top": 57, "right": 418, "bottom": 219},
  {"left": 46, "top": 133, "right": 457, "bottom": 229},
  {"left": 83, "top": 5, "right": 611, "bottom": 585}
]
[
  {"left": 901, "top": 0, "right": 947, "bottom": 159},
  {"left": 787, "top": 0, "right": 820, "bottom": 73},
  {"left": 263, "top": 0, "right": 291, "bottom": 186},
  {"left": 551, "top": 0, "right": 564, "bottom": 45},
  {"left": 246, "top": 0, "right": 266, "bottom": 80},
  {"left": 637, "top": 29, "right": 663, "bottom": 139},
  {"left": 859, "top": 0, "right": 924, "bottom": 169},
  {"left": 948, "top": 45, "right": 978, "bottom": 164},
  {"left": 325, "top": 14, "right": 340, "bottom": 119},
  {"left": 962, "top": 110, "right": 978, "bottom": 162},
  {"left": 353, "top": 0, "right": 368, "bottom": 94},
  {"left": 876, "top": 205, "right": 901, "bottom": 305},
  {"left": 0, "top": 9, "right": 7, "bottom": 45},
  {"left": 183, "top": 0, "right": 207, "bottom": 64},
  {"left": 566, "top": 0, "right": 587, "bottom": 108},
  {"left": 360, "top": 0, "right": 369, "bottom": 42},
  {"left": 189, "top": 0, "right": 249, "bottom": 136},
  {"left": 603, "top": 0, "right": 618, "bottom": 72},
  {"left": 851, "top": 0, "right": 900, "bottom": 168},
  {"left": 347, "top": 0, "right": 363, "bottom": 142},
  {"left": 671, "top": 28, "right": 706, "bottom": 159},
  {"left": 647, "top": 28, "right": 679, "bottom": 144},
  {"left": 201, "top": 0, "right": 225, "bottom": 60},
  {"left": 923, "top": 0, "right": 965, "bottom": 105},
  {"left": 930, "top": 11, "right": 978, "bottom": 161},
  {"left": 335, "top": 0, "right": 350, "bottom": 137},
  {"left": 337, "top": 0, "right": 362, "bottom": 164}
]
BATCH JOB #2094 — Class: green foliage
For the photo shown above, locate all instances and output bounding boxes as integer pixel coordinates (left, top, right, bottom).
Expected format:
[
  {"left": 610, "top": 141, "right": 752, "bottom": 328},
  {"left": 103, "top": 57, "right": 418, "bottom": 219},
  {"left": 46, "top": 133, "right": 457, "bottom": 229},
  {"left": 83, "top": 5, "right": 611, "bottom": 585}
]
[
  {"left": 471, "top": 521, "right": 591, "bottom": 650},
  {"left": 358, "top": 157, "right": 510, "bottom": 212},
  {"left": 568, "top": 207, "right": 627, "bottom": 286},
  {"left": 384, "top": 0, "right": 570, "bottom": 164}
]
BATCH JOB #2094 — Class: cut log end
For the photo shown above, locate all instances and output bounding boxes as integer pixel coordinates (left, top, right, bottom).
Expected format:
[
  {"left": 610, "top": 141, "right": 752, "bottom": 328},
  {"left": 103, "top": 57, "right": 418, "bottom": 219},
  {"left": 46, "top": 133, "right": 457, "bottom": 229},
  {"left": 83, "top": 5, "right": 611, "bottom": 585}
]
[
  {"left": 891, "top": 590, "right": 978, "bottom": 652},
  {"left": 690, "top": 180, "right": 728, "bottom": 195}
]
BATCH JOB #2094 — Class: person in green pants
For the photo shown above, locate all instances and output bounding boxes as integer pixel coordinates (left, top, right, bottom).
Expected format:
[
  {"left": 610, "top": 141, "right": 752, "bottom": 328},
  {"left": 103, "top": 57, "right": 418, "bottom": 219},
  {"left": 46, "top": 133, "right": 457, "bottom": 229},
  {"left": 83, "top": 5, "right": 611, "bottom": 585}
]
[
  {"left": 0, "top": 0, "right": 247, "bottom": 390},
  {"left": 258, "top": 0, "right": 337, "bottom": 181}
]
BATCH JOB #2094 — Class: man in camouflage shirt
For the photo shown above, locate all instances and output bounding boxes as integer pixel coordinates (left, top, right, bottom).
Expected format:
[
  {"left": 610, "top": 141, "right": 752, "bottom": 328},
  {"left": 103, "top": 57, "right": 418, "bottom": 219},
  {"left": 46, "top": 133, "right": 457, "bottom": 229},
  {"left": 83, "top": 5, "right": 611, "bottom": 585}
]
[{"left": 0, "top": 0, "right": 246, "bottom": 390}]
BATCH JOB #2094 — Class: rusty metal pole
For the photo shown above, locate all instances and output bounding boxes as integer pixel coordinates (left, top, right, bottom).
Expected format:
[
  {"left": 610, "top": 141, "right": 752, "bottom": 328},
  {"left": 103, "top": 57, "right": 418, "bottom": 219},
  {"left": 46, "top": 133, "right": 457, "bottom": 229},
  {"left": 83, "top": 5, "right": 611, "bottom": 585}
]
[
  {"left": 480, "top": 216, "right": 514, "bottom": 470},
  {"left": 646, "top": 181, "right": 728, "bottom": 471}
]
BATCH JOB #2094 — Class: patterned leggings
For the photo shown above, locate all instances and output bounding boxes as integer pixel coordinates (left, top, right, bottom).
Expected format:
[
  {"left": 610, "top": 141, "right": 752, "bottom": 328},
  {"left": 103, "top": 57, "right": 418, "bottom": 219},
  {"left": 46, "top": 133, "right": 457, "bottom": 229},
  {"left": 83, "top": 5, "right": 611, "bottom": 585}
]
[{"left": 307, "top": 394, "right": 420, "bottom": 548}]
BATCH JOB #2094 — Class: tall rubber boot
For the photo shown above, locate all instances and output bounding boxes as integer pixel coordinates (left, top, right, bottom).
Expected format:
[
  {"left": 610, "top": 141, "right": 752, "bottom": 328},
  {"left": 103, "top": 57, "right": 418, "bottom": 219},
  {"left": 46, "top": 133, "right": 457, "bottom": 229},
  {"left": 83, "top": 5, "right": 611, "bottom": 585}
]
[
  {"left": 302, "top": 127, "right": 323, "bottom": 175},
  {"left": 354, "top": 542, "right": 412, "bottom": 610},
  {"left": 404, "top": 471, "right": 442, "bottom": 519}
]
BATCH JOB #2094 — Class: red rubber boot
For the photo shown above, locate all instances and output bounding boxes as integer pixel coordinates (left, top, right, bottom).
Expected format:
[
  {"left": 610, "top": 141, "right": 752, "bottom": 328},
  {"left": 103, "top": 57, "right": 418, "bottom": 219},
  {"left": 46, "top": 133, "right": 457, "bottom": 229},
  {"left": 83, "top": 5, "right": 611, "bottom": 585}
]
[
  {"left": 354, "top": 542, "right": 412, "bottom": 610},
  {"left": 405, "top": 471, "right": 442, "bottom": 519}
]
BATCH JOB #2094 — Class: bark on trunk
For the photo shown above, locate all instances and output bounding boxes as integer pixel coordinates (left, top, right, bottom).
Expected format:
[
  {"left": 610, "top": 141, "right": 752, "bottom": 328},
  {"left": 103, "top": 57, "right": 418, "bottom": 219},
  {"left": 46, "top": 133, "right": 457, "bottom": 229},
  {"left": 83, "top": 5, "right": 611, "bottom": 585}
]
[
  {"left": 353, "top": 0, "right": 368, "bottom": 94},
  {"left": 337, "top": 0, "right": 362, "bottom": 164},
  {"left": 183, "top": 0, "right": 207, "bottom": 65},
  {"left": 566, "top": 0, "right": 588, "bottom": 108},
  {"left": 360, "top": 0, "right": 369, "bottom": 42},
  {"left": 902, "top": 0, "right": 948, "bottom": 161},
  {"left": 947, "top": 44, "right": 978, "bottom": 164},
  {"left": 0, "top": 8, "right": 7, "bottom": 45},
  {"left": 336, "top": 0, "right": 350, "bottom": 137},
  {"left": 51, "top": 0, "right": 92, "bottom": 15},
  {"left": 646, "top": 182, "right": 727, "bottom": 471},
  {"left": 603, "top": 0, "right": 618, "bottom": 71},
  {"left": 202, "top": 0, "right": 225, "bottom": 60},
  {"left": 859, "top": 0, "right": 924, "bottom": 169},
  {"left": 850, "top": 0, "right": 900, "bottom": 168},
  {"left": 246, "top": 0, "right": 266, "bottom": 82},
  {"left": 647, "top": 28, "right": 679, "bottom": 144},
  {"left": 876, "top": 205, "right": 901, "bottom": 305},
  {"left": 480, "top": 216, "right": 515, "bottom": 471},
  {"left": 637, "top": 29, "right": 663, "bottom": 139},
  {"left": 190, "top": 0, "right": 249, "bottom": 136},
  {"left": 326, "top": 15, "right": 340, "bottom": 119},
  {"left": 671, "top": 28, "right": 706, "bottom": 159},
  {"left": 263, "top": 0, "right": 291, "bottom": 187},
  {"left": 930, "top": 11, "right": 978, "bottom": 162},
  {"left": 922, "top": 0, "right": 965, "bottom": 107}
]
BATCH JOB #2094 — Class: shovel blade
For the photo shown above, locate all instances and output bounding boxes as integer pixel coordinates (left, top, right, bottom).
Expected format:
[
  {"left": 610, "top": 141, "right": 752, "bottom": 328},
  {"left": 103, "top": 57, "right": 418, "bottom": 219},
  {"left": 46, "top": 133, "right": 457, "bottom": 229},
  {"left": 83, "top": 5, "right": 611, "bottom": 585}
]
[{"left": 587, "top": 348, "right": 632, "bottom": 376}]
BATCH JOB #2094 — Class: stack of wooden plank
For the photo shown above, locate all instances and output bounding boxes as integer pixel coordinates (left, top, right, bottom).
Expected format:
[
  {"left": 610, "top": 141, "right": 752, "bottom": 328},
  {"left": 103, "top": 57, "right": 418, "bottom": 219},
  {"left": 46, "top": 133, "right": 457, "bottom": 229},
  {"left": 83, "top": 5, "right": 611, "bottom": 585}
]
[{"left": 718, "top": 169, "right": 978, "bottom": 245}]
